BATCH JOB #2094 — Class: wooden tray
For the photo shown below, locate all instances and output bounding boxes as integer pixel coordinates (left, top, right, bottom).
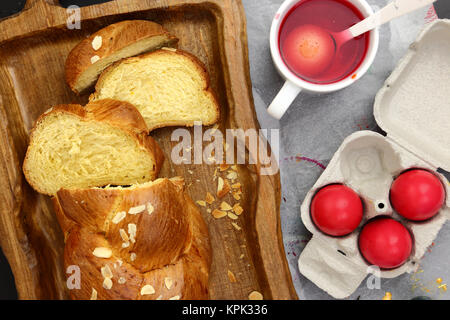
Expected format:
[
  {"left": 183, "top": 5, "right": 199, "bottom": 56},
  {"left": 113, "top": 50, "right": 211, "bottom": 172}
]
[{"left": 0, "top": 0, "right": 297, "bottom": 300}]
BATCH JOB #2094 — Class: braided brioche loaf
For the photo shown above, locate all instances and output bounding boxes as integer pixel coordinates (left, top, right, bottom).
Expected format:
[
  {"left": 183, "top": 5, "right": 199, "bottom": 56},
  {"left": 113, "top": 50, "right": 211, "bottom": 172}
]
[{"left": 53, "top": 177, "right": 212, "bottom": 300}]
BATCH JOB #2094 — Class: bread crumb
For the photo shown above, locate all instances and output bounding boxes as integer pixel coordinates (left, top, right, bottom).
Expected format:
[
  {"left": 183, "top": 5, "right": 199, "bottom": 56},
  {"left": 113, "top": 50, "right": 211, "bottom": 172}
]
[
  {"left": 233, "top": 204, "right": 244, "bottom": 215},
  {"left": 212, "top": 209, "right": 227, "bottom": 219},
  {"left": 206, "top": 192, "right": 215, "bottom": 204},
  {"left": 231, "top": 222, "right": 241, "bottom": 231},
  {"left": 220, "top": 201, "right": 233, "bottom": 211},
  {"left": 227, "top": 270, "right": 237, "bottom": 283},
  {"left": 217, "top": 177, "right": 231, "bottom": 198},
  {"left": 249, "top": 291, "right": 263, "bottom": 300},
  {"left": 228, "top": 212, "right": 238, "bottom": 220}
]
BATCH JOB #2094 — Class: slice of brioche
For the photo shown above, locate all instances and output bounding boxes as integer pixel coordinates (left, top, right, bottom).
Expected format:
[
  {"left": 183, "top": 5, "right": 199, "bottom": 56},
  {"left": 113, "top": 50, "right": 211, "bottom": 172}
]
[
  {"left": 66, "top": 20, "right": 178, "bottom": 94},
  {"left": 90, "top": 49, "right": 220, "bottom": 131},
  {"left": 23, "top": 99, "right": 164, "bottom": 196}
]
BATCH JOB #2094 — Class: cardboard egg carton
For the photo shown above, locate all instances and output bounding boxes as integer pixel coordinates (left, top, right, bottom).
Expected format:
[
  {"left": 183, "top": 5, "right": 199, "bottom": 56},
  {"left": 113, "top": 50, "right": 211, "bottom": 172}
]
[{"left": 298, "top": 19, "right": 450, "bottom": 299}]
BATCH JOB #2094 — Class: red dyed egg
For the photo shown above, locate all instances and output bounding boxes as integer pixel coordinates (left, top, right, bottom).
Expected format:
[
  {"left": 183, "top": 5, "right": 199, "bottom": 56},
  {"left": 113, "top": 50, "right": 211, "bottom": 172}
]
[
  {"left": 390, "top": 169, "right": 445, "bottom": 221},
  {"left": 310, "top": 184, "right": 363, "bottom": 236},
  {"left": 359, "top": 218, "right": 412, "bottom": 269},
  {"left": 282, "top": 24, "right": 334, "bottom": 79}
]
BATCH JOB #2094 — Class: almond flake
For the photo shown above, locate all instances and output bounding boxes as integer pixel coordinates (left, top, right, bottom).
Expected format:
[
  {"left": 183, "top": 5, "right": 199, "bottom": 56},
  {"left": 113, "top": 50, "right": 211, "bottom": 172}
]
[
  {"left": 228, "top": 212, "right": 238, "bottom": 220},
  {"left": 232, "top": 183, "right": 241, "bottom": 189},
  {"left": 217, "top": 177, "right": 231, "bottom": 198},
  {"left": 227, "top": 171, "right": 238, "bottom": 180},
  {"left": 212, "top": 209, "right": 227, "bottom": 219},
  {"left": 90, "top": 55, "right": 100, "bottom": 64},
  {"left": 164, "top": 277, "right": 173, "bottom": 290},
  {"left": 129, "top": 204, "right": 146, "bottom": 215},
  {"left": 92, "top": 35, "right": 102, "bottom": 50},
  {"left": 118, "top": 277, "right": 126, "bottom": 284},
  {"left": 122, "top": 241, "right": 130, "bottom": 248},
  {"left": 169, "top": 295, "right": 180, "bottom": 300},
  {"left": 140, "top": 284, "right": 155, "bottom": 295},
  {"left": 101, "top": 265, "right": 113, "bottom": 279},
  {"left": 93, "top": 247, "right": 112, "bottom": 258},
  {"left": 206, "top": 192, "right": 215, "bottom": 204},
  {"left": 231, "top": 165, "right": 238, "bottom": 171},
  {"left": 232, "top": 192, "right": 241, "bottom": 201},
  {"left": 147, "top": 202, "right": 154, "bottom": 215},
  {"left": 130, "top": 252, "right": 136, "bottom": 262},
  {"left": 103, "top": 277, "right": 113, "bottom": 290},
  {"left": 220, "top": 201, "right": 233, "bottom": 211},
  {"left": 248, "top": 291, "right": 263, "bottom": 300},
  {"left": 231, "top": 222, "right": 241, "bottom": 231},
  {"left": 227, "top": 270, "right": 237, "bottom": 283},
  {"left": 196, "top": 200, "right": 206, "bottom": 207},
  {"left": 219, "top": 164, "right": 230, "bottom": 171},
  {"left": 128, "top": 223, "right": 137, "bottom": 243},
  {"left": 112, "top": 211, "right": 126, "bottom": 224},
  {"left": 90, "top": 288, "right": 97, "bottom": 300},
  {"left": 233, "top": 204, "right": 244, "bottom": 215},
  {"left": 119, "top": 229, "right": 129, "bottom": 242}
]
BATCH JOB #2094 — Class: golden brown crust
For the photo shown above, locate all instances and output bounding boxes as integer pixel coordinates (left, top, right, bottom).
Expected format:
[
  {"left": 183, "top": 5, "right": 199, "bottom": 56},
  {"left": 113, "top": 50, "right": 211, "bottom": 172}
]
[
  {"left": 23, "top": 99, "right": 164, "bottom": 195},
  {"left": 90, "top": 48, "right": 221, "bottom": 131},
  {"left": 54, "top": 178, "right": 211, "bottom": 300},
  {"left": 65, "top": 20, "right": 179, "bottom": 94}
]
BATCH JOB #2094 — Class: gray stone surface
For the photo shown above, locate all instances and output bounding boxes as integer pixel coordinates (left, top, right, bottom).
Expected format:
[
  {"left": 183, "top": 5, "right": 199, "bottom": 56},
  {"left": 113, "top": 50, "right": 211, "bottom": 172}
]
[{"left": 242, "top": 0, "right": 449, "bottom": 300}]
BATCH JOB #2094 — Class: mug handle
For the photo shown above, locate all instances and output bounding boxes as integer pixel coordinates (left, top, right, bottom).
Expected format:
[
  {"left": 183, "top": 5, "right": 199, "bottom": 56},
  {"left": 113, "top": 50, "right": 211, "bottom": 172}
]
[{"left": 267, "top": 80, "right": 302, "bottom": 120}]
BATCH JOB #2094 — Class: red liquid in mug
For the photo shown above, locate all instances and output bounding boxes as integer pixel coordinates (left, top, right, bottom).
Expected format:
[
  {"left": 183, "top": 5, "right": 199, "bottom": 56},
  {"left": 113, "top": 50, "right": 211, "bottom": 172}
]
[{"left": 279, "top": 0, "right": 369, "bottom": 84}]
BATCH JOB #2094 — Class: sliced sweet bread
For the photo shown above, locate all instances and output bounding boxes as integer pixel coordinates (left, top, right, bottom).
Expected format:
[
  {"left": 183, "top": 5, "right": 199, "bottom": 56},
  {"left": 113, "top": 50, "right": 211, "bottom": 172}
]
[
  {"left": 23, "top": 99, "right": 164, "bottom": 196},
  {"left": 65, "top": 20, "right": 178, "bottom": 94},
  {"left": 90, "top": 48, "right": 220, "bottom": 131}
]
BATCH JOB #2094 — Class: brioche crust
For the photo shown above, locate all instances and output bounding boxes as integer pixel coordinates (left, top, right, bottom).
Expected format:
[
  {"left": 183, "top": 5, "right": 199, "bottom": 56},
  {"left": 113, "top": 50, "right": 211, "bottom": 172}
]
[
  {"left": 53, "top": 177, "right": 212, "bottom": 300},
  {"left": 65, "top": 20, "right": 178, "bottom": 94}
]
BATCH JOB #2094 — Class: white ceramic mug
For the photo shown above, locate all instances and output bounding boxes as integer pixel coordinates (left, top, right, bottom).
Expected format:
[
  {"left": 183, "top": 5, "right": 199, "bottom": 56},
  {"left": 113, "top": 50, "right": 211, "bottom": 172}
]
[{"left": 267, "top": 0, "right": 380, "bottom": 120}]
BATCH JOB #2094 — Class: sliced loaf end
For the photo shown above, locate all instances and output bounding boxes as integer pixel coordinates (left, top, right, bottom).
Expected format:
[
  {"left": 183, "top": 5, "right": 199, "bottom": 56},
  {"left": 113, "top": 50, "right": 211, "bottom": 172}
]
[
  {"left": 65, "top": 20, "right": 178, "bottom": 94},
  {"left": 23, "top": 100, "right": 163, "bottom": 196}
]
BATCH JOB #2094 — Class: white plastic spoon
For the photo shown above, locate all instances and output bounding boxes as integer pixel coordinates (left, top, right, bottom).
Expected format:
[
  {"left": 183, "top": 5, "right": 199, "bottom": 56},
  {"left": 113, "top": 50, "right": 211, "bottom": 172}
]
[{"left": 334, "top": 0, "right": 437, "bottom": 46}]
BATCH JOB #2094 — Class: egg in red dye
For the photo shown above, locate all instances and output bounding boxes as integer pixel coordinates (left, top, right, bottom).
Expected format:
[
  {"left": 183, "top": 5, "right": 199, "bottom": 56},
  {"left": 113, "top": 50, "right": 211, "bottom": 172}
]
[
  {"left": 359, "top": 218, "right": 412, "bottom": 269},
  {"left": 282, "top": 24, "right": 335, "bottom": 79},
  {"left": 390, "top": 169, "right": 445, "bottom": 222},
  {"left": 310, "top": 184, "right": 363, "bottom": 237}
]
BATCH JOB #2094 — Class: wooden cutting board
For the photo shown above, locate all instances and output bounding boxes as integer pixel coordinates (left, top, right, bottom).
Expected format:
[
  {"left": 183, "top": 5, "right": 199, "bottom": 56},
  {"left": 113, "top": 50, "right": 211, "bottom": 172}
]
[{"left": 0, "top": 0, "right": 297, "bottom": 300}]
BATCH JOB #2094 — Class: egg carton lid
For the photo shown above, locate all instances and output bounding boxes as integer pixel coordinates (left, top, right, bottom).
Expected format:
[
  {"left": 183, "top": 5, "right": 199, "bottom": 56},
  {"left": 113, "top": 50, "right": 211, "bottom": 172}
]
[{"left": 374, "top": 19, "right": 450, "bottom": 172}]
